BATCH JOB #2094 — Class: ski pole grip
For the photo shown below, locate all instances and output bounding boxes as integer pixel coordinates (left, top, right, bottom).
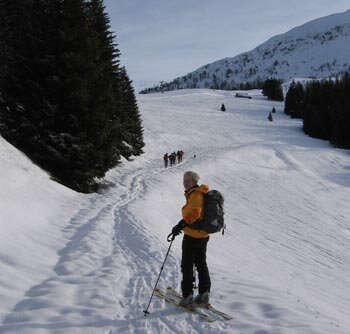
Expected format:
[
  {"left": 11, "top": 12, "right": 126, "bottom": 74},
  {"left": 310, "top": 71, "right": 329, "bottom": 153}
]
[{"left": 167, "top": 233, "right": 175, "bottom": 242}]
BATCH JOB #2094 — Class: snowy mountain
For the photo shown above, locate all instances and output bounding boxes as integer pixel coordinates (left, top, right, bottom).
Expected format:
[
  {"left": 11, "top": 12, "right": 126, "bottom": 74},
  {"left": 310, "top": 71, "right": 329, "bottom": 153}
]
[
  {"left": 144, "top": 9, "right": 350, "bottom": 92},
  {"left": 1, "top": 89, "right": 350, "bottom": 333}
]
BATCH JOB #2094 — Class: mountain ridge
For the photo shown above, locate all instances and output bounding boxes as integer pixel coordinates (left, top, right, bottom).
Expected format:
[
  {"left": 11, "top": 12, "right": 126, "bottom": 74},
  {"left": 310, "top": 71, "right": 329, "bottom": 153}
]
[{"left": 142, "top": 9, "right": 350, "bottom": 93}]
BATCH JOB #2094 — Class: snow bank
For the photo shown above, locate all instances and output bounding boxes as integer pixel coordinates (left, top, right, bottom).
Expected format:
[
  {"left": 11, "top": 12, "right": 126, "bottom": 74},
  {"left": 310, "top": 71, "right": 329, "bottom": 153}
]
[{"left": 0, "top": 136, "right": 83, "bottom": 321}]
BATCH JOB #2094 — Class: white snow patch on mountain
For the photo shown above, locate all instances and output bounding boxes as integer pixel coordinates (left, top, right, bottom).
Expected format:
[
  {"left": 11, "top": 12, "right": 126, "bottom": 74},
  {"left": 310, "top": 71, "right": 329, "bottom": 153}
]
[{"left": 148, "top": 10, "right": 350, "bottom": 92}]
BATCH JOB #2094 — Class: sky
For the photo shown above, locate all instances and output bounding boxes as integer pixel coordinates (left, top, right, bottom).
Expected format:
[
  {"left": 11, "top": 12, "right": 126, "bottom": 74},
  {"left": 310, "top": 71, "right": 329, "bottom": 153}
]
[{"left": 104, "top": 0, "right": 350, "bottom": 92}]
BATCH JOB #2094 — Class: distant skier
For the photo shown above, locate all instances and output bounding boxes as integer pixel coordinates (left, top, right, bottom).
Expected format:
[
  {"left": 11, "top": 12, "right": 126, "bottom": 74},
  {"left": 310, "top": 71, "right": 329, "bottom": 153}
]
[
  {"left": 177, "top": 150, "right": 181, "bottom": 163},
  {"left": 168, "top": 153, "right": 172, "bottom": 167},
  {"left": 169, "top": 153, "right": 172, "bottom": 166},
  {"left": 179, "top": 150, "right": 184, "bottom": 162},
  {"left": 171, "top": 151, "right": 176, "bottom": 166},
  {"left": 171, "top": 171, "right": 211, "bottom": 306},
  {"left": 163, "top": 153, "right": 169, "bottom": 168}
]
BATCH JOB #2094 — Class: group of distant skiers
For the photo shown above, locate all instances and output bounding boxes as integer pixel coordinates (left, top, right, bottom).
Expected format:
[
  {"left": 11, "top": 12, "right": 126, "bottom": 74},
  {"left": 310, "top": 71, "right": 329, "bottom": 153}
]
[{"left": 163, "top": 150, "right": 184, "bottom": 168}]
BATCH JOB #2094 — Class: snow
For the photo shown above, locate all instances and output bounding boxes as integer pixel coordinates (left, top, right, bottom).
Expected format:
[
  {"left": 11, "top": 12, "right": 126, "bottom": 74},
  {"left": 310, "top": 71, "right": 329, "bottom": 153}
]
[
  {"left": 159, "top": 10, "right": 350, "bottom": 91},
  {"left": 1, "top": 89, "right": 350, "bottom": 333},
  {"left": 0, "top": 136, "right": 84, "bottom": 324}
]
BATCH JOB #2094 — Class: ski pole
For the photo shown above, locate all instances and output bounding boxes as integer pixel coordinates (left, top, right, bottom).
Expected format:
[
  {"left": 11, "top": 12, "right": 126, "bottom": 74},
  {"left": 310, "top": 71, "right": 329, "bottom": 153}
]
[{"left": 143, "top": 233, "right": 175, "bottom": 316}]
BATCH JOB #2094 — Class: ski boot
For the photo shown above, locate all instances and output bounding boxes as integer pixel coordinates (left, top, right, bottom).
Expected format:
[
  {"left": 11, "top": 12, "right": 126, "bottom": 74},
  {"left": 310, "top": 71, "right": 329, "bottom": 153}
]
[
  {"left": 179, "top": 293, "right": 194, "bottom": 307},
  {"left": 194, "top": 291, "right": 210, "bottom": 305}
]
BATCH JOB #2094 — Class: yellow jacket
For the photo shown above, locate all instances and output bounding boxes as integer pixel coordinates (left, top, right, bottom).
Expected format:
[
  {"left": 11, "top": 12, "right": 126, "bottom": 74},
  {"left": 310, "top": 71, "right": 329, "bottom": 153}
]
[{"left": 182, "top": 184, "right": 209, "bottom": 238}]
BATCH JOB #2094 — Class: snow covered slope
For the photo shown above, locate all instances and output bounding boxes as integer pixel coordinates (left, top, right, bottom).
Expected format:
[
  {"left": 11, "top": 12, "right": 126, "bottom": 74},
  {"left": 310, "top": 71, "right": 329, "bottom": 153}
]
[
  {"left": 1, "top": 89, "right": 350, "bottom": 333},
  {"left": 0, "top": 136, "right": 84, "bottom": 322},
  {"left": 147, "top": 10, "right": 350, "bottom": 92}
]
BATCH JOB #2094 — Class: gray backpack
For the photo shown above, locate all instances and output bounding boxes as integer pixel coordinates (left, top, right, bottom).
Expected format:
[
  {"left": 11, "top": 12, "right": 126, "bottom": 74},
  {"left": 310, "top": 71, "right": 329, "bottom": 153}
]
[{"left": 188, "top": 190, "right": 225, "bottom": 234}]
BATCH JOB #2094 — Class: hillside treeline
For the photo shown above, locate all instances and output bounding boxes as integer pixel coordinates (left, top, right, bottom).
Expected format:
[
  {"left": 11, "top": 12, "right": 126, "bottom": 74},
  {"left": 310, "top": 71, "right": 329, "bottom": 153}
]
[
  {"left": 0, "top": 0, "right": 144, "bottom": 192},
  {"left": 285, "top": 74, "right": 350, "bottom": 148}
]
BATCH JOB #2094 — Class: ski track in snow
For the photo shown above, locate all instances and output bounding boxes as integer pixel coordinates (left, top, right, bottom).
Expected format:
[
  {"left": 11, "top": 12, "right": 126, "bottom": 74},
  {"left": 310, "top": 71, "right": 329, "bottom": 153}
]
[
  {"left": 1, "top": 89, "right": 350, "bottom": 334},
  {"left": 0, "top": 153, "right": 231, "bottom": 334}
]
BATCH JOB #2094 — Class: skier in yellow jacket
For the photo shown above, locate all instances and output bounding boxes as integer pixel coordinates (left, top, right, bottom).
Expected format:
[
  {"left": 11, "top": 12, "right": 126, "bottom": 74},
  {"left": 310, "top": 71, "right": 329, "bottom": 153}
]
[{"left": 171, "top": 171, "right": 211, "bottom": 306}]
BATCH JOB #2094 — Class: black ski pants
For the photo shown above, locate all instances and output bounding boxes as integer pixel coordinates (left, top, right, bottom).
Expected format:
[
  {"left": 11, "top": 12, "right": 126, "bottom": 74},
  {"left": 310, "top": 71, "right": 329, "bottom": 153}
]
[{"left": 181, "top": 234, "right": 211, "bottom": 298}]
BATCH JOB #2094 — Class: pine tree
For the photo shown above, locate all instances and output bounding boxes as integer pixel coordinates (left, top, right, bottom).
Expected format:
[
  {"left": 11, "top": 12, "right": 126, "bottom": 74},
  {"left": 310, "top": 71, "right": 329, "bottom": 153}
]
[
  {"left": 330, "top": 73, "right": 350, "bottom": 147},
  {"left": 0, "top": 0, "right": 62, "bottom": 164},
  {"left": 0, "top": 0, "right": 11, "bottom": 92},
  {"left": 118, "top": 67, "right": 144, "bottom": 158},
  {"left": 0, "top": 0, "right": 145, "bottom": 192},
  {"left": 284, "top": 81, "right": 296, "bottom": 116},
  {"left": 268, "top": 112, "right": 273, "bottom": 122},
  {"left": 221, "top": 103, "right": 226, "bottom": 111},
  {"left": 262, "top": 79, "right": 284, "bottom": 101},
  {"left": 85, "top": 0, "right": 123, "bottom": 171},
  {"left": 302, "top": 74, "right": 350, "bottom": 147},
  {"left": 285, "top": 81, "right": 305, "bottom": 118}
]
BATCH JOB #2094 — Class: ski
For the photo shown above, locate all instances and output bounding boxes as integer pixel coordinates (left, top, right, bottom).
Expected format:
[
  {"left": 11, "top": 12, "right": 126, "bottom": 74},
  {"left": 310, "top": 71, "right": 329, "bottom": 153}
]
[
  {"left": 154, "top": 288, "right": 216, "bottom": 322},
  {"left": 166, "top": 286, "right": 233, "bottom": 321}
]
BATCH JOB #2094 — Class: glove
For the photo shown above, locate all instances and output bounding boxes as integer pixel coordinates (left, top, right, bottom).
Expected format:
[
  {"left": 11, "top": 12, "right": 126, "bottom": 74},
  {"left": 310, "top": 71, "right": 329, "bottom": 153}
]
[{"left": 171, "top": 219, "right": 186, "bottom": 237}]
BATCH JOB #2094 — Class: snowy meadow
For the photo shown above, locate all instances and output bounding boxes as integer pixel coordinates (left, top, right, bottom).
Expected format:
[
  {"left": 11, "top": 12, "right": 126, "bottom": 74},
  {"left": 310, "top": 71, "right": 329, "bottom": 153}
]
[{"left": 1, "top": 89, "right": 349, "bottom": 334}]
